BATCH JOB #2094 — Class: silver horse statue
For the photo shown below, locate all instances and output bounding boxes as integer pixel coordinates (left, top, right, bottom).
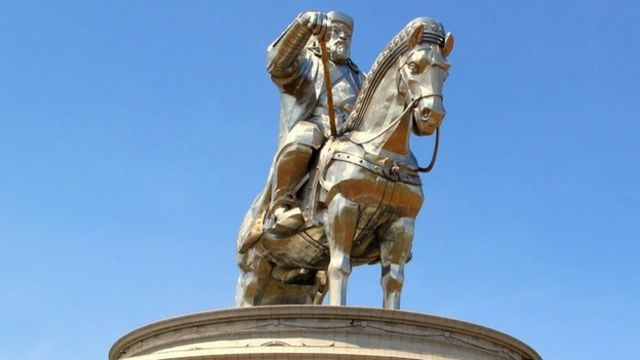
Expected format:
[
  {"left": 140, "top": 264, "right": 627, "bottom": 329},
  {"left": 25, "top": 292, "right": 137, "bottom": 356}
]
[{"left": 236, "top": 17, "right": 454, "bottom": 309}]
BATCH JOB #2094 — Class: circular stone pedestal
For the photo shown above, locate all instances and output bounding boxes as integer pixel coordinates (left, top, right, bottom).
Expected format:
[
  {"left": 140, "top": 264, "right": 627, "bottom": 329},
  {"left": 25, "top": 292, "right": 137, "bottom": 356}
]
[{"left": 110, "top": 306, "right": 541, "bottom": 360}]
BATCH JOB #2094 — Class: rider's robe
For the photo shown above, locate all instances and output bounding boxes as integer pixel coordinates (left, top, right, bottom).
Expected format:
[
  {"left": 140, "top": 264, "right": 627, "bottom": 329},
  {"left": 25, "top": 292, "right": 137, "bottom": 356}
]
[{"left": 237, "top": 46, "right": 364, "bottom": 255}]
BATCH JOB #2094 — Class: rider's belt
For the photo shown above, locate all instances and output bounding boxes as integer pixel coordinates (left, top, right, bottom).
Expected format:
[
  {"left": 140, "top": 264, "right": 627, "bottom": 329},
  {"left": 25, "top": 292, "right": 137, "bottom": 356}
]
[{"left": 332, "top": 152, "right": 422, "bottom": 186}]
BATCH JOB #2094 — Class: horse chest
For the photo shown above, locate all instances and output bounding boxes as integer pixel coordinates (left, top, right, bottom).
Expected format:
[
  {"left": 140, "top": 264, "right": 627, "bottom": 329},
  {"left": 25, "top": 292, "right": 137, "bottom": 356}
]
[{"left": 323, "top": 159, "right": 424, "bottom": 219}]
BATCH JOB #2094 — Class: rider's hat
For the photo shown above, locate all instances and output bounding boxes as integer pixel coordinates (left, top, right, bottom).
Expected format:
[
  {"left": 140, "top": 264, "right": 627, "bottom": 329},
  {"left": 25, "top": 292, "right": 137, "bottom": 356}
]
[{"left": 327, "top": 11, "right": 354, "bottom": 30}]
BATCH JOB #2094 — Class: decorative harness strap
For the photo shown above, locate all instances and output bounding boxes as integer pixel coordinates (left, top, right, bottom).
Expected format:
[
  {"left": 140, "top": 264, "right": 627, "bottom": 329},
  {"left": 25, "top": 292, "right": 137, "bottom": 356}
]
[{"left": 330, "top": 151, "right": 422, "bottom": 186}]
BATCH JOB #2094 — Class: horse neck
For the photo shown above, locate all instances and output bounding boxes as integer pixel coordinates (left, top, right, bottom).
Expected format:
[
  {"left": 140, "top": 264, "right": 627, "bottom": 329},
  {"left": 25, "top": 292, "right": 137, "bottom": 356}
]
[
  {"left": 349, "top": 65, "right": 413, "bottom": 159},
  {"left": 380, "top": 109, "right": 412, "bottom": 156}
]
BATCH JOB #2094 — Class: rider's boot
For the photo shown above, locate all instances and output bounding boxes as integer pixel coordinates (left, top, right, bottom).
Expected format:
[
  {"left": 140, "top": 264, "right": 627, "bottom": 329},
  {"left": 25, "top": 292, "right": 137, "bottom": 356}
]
[{"left": 270, "top": 143, "right": 314, "bottom": 233}]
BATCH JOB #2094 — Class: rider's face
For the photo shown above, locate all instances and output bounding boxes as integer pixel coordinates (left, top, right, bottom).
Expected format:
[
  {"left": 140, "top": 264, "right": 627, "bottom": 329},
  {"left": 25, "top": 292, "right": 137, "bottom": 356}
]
[{"left": 328, "top": 22, "right": 352, "bottom": 63}]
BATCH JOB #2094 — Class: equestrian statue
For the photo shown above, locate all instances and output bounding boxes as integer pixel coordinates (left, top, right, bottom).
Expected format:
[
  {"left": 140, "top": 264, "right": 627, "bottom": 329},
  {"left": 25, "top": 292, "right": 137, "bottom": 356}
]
[{"left": 236, "top": 11, "right": 454, "bottom": 309}]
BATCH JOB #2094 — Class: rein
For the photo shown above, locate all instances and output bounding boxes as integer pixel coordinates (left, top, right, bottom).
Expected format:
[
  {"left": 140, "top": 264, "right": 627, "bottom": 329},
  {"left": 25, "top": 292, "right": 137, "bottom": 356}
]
[
  {"left": 417, "top": 126, "right": 439, "bottom": 173},
  {"left": 349, "top": 96, "right": 421, "bottom": 145},
  {"left": 401, "top": 62, "right": 441, "bottom": 174},
  {"left": 348, "top": 94, "right": 441, "bottom": 174},
  {"left": 348, "top": 45, "right": 444, "bottom": 174}
]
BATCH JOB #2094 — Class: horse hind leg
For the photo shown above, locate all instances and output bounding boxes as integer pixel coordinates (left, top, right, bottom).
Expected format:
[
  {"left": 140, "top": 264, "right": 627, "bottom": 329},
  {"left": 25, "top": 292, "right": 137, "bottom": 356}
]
[
  {"left": 312, "top": 270, "right": 328, "bottom": 305},
  {"left": 379, "top": 217, "right": 414, "bottom": 309},
  {"left": 325, "top": 193, "right": 359, "bottom": 306},
  {"left": 235, "top": 248, "right": 273, "bottom": 307}
]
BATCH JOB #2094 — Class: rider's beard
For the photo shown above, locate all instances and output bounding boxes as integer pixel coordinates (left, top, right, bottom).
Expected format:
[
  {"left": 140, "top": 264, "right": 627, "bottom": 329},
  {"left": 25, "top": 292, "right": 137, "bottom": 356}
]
[{"left": 329, "top": 42, "right": 350, "bottom": 63}]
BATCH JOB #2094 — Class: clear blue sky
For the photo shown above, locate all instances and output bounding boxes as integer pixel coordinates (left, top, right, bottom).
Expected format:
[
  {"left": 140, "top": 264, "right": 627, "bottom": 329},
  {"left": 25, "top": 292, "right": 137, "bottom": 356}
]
[{"left": 1, "top": 1, "right": 638, "bottom": 359}]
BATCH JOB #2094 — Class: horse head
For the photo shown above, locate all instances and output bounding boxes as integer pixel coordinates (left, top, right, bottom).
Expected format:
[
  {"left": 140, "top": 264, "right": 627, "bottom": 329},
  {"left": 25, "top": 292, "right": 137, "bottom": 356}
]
[{"left": 398, "top": 19, "right": 454, "bottom": 136}]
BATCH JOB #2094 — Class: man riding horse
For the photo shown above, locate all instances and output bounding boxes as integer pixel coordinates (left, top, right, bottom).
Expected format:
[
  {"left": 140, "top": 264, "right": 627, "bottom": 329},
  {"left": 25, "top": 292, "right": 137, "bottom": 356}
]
[
  {"left": 234, "top": 11, "right": 364, "bottom": 306},
  {"left": 236, "top": 13, "right": 453, "bottom": 308},
  {"left": 267, "top": 10, "right": 365, "bottom": 229}
]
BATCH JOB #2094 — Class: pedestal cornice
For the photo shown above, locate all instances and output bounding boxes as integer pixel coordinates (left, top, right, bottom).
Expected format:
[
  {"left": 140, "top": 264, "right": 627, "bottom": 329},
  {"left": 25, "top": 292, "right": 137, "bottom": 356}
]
[{"left": 110, "top": 305, "right": 541, "bottom": 360}]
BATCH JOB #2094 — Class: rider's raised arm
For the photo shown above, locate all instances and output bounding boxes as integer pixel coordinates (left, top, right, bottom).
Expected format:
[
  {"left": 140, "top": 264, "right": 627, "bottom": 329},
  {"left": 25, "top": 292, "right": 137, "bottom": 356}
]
[{"left": 267, "top": 11, "right": 327, "bottom": 94}]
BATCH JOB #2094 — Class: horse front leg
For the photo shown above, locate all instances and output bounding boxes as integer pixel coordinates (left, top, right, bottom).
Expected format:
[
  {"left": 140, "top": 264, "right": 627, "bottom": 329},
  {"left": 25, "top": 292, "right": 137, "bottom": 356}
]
[
  {"left": 325, "top": 193, "right": 359, "bottom": 306},
  {"left": 235, "top": 247, "right": 273, "bottom": 307},
  {"left": 379, "top": 217, "right": 414, "bottom": 309}
]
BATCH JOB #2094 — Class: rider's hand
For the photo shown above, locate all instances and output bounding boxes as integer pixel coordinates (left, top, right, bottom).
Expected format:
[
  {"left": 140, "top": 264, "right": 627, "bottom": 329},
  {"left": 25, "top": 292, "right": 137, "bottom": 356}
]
[{"left": 299, "top": 11, "right": 329, "bottom": 42}]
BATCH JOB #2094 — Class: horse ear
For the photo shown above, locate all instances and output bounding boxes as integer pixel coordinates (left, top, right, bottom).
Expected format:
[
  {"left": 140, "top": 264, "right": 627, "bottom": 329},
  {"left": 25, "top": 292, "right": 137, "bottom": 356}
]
[
  {"left": 442, "top": 32, "right": 454, "bottom": 57},
  {"left": 407, "top": 24, "right": 424, "bottom": 50}
]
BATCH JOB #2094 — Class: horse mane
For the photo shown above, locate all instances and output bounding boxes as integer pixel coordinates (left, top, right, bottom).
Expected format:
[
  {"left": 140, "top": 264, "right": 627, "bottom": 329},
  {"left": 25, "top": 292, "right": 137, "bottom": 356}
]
[{"left": 342, "top": 18, "right": 437, "bottom": 133}]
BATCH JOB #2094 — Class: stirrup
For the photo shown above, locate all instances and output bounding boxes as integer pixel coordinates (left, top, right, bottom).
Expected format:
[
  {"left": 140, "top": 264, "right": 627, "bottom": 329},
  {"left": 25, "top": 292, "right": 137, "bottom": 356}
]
[
  {"left": 270, "top": 206, "right": 305, "bottom": 235},
  {"left": 271, "top": 190, "right": 298, "bottom": 210}
]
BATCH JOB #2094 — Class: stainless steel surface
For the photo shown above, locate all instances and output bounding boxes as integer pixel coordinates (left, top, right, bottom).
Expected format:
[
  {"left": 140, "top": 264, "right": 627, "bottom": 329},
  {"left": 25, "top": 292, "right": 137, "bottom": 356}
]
[{"left": 236, "top": 15, "right": 453, "bottom": 309}]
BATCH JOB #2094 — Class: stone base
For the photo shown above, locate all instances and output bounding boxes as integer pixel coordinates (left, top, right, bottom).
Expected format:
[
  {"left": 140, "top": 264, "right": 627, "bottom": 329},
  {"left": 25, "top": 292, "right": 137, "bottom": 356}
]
[{"left": 110, "top": 306, "right": 541, "bottom": 360}]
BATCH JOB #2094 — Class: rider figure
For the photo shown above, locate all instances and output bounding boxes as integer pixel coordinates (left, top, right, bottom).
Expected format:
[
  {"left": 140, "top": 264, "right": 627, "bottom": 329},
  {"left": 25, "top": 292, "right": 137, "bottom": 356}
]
[{"left": 267, "top": 10, "right": 365, "bottom": 229}]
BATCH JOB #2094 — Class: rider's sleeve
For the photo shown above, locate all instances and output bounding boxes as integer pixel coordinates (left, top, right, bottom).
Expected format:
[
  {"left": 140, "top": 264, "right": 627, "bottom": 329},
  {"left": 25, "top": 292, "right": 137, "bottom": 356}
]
[{"left": 266, "top": 14, "right": 314, "bottom": 93}]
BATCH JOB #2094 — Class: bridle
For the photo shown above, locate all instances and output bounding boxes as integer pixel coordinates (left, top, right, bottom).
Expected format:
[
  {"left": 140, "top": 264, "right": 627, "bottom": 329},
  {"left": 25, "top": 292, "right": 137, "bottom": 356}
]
[
  {"left": 397, "top": 51, "right": 444, "bottom": 174},
  {"left": 349, "top": 45, "right": 445, "bottom": 173}
]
